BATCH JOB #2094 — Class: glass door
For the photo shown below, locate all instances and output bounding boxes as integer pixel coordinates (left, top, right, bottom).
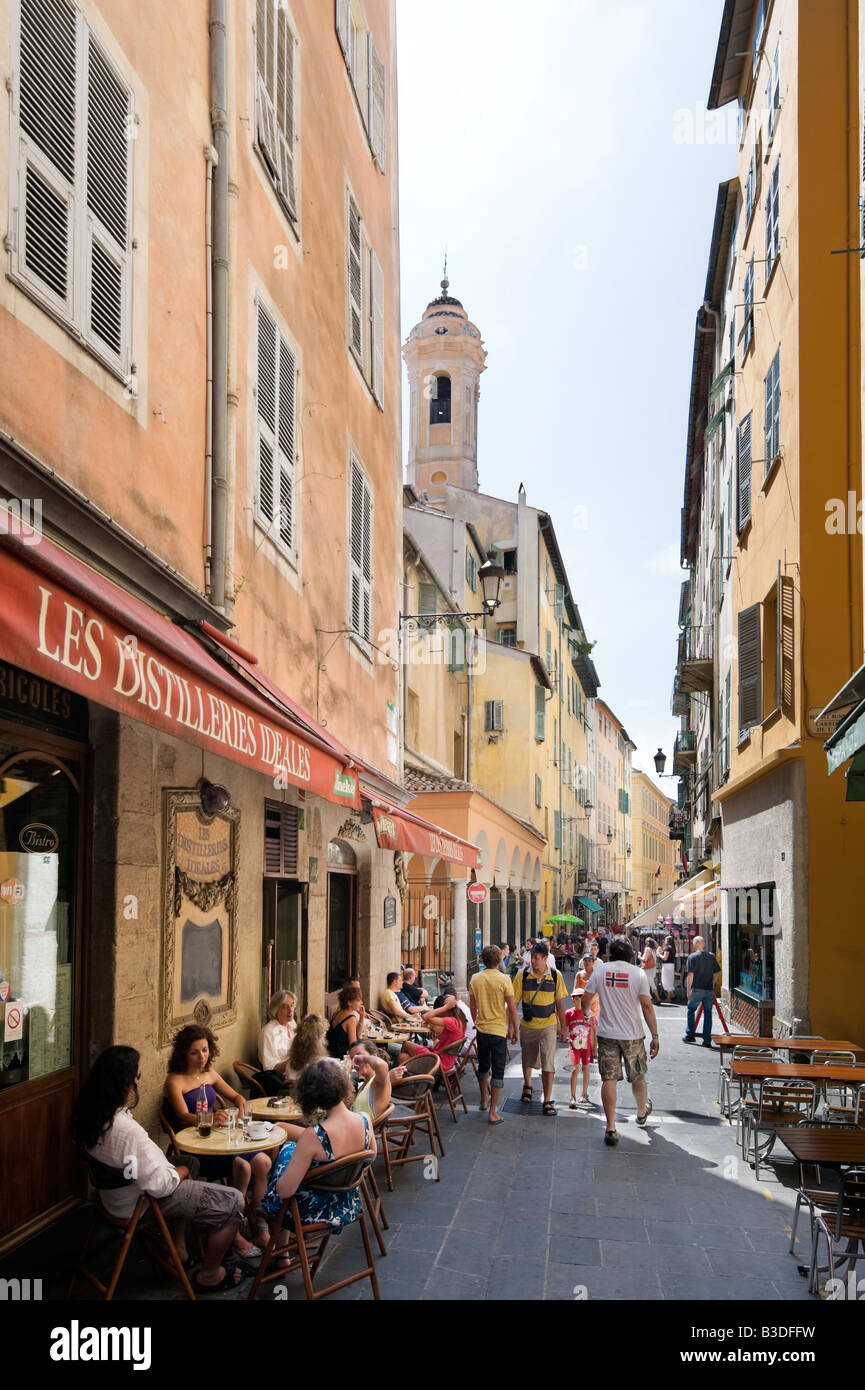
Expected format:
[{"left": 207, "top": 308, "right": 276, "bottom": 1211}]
[{"left": 262, "top": 880, "right": 306, "bottom": 1017}]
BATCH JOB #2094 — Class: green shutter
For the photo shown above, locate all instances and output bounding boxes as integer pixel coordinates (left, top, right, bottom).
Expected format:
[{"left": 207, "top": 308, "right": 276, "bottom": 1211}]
[
  {"left": 534, "top": 685, "right": 546, "bottom": 740},
  {"left": 738, "top": 603, "right": 761, "bottom": 731}
]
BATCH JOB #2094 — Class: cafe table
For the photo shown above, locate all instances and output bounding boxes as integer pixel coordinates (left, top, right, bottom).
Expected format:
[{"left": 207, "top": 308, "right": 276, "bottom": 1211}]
[
  {"left": 248, "top": 1097, "right": 309, "bottom": 1125},
  {"left": 713, "top": 1037, "right": 862, "bottom": 1114},
  {"left": 775, "top": 1127, "right": 865, "bottom": 1168},
  {"left": 174, "top": 1123, "right": 287, "bottom": 1157},
  {"left": 731, "top": 1059, "right": 865, "bottom": 1084}
]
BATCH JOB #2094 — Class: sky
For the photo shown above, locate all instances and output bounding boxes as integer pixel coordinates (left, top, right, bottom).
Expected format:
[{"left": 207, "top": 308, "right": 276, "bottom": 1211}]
[{"left": 396, "top": 0, "right": 734, "bottom": 784}]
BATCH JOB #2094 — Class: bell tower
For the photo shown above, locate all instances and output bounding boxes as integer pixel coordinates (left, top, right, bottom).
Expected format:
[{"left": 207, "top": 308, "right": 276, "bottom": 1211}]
[{"left": 403, "top": 277, "right": 487, "bottom": 502}]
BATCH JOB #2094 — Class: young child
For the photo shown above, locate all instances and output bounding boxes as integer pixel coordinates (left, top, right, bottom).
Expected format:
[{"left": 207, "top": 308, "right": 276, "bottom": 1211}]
[{"left": 566, "top": 986, "right": 596, "bottom": 1108}]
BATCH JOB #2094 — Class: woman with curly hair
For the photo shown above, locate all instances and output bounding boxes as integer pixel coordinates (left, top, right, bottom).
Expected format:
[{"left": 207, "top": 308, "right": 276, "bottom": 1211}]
[
  {"left": 285, "top": 1014, "right": 329, "bottom": 1084},
  {"left": 164, "top": 1025, "right": 271, "bottom": 1255},
  {"left": 72, "top": 1045, "right": 244, "bottom": 1291},
  {"left": 259, "top": 1058, "right": 374, "bottom": 1252}
]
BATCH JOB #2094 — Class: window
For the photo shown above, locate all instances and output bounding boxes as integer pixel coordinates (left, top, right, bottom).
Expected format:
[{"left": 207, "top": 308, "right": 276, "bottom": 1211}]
[
  {"left": 737, "top": 412, "right": 752, "bottom": 534},
  {"left": 255, "top": 0, "right": 298, "bottom": 223},
  {"left": 752, "top": 0, "right": 766, "bottom": 75},
  {"left": 554, "top": 810, "right": 561, "bottom": 851},
  {"left": 465, "top": 549, "right": 478, "bottom": 592},
  {"left": 763, "top": 347, "right": 781, "bottom": 474},
  {"left": 545, "top": 630, "right": 552, "bottom": 670},
  {"left": 346, "top": 192, "right": 384, "bottom": 406},
  {"left": 534, "top": 686, "right": 546, "bottom": 740},
  {"left": 335, "top": 0, "right": 386, "bottom": 169},
  {"left": 767, "top": 42, "right": 781, "bottom": 141},
  {"left": 417, "top": 581, "right": 437, "bottom": 620},
  {"left": 497, "top": 626, "right": 517, "bottom": 647},
  {"left": 502, "top": 549, "right": 517, "bottom": 574},
  {"left": 349, "top": 458, "right": 373, "bottom": 643},
  {"left": 429, "top": 374, "right": 451, "bottom": 425},
  {"left": 535, "top": 774, "right": 542, "bottom": 808},
  {"left": 11, "top": 0, "right": 133, "bottom": 376},
  {"left": 484, "top": 700, "right": 503, "bottom": 732},
  {"left": 765, "top": 160, "right": 780, "bottom": 275},
  {"left": 737, "top": 602, "right": 761, "bottom": 735},
  {"left": 745, "top": 152, "right": 756, "bottom": 225},
  {"left": 743, "top": 257, "right": 754, "bottom": 355},
  {"left": 447, "top": 628, "right": 465, "bottom": 672},
  {"left": 256, "top": 298, "right": 297, "bottom": 559}
]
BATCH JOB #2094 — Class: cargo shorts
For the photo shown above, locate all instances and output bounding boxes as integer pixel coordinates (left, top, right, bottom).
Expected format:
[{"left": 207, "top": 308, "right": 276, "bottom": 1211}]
[{"left": 596, "top": 1036, "right": 648, "bottom": 1084}]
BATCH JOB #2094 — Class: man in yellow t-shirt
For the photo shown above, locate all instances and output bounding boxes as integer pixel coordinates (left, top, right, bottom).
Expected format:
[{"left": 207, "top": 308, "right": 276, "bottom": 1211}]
[
  {"left": 469, "top": 946, "right": 518, "bottom": 1125},
  {"left": 513, "top": 940, "right": 569, "bottom": 1115}
]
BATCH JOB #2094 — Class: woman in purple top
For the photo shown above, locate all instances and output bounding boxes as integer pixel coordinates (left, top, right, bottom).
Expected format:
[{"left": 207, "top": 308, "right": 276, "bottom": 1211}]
[{"left": 164, "top": 1025, "right": 272, "bottom": 1251}]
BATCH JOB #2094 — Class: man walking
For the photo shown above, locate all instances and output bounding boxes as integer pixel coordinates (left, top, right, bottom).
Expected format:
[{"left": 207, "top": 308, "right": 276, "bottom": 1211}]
[
  {"left": 469, "top": 945, "right": 518, "bottom": 1125},
  {"left": 513, "top": 940, "right": 568, "bottom": 1116},
  {"left": 682, "top": 935, "right": 722, "bottom": 1048},
  {"left": 582, "top": 937, "right": 659, "bottom": 1146}
]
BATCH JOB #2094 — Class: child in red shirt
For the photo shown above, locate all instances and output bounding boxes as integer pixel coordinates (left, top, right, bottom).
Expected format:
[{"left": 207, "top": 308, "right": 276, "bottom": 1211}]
[{"left": 566, "top": 987, "right": 597, "bottom": 1107}]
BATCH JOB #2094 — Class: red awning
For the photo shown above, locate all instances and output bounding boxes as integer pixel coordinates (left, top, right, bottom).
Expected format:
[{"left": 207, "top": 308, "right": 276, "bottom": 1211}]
[
  {"left": 368, "top": 797, "right": 479, "bottom": 869},
  {"left": 0, "top": 525, "right": 360, "bottom": 808}
]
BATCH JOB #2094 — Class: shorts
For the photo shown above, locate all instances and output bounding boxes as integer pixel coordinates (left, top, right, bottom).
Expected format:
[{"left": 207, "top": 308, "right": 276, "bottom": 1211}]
[
  {"left": 569, "top": 1040, "right": 594, "bottom": 1068},
  {"left": 519, "top": 1023, "right": 557, "bottom": 1073},
  {"left": 596, "top": 1036, "right": 648, "bottom": 1083},
  {"left": 147, "top": 1179, "right": 244, "bottom": 1229},
  {"left": 476, "top": 1031, "right": 508, "bottom": 1088}
]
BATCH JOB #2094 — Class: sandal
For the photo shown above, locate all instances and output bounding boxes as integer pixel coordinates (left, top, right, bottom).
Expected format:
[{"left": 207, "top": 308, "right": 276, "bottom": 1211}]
[
  {"left": 569, "top": 1100, "right": 578, "bottom": 1109},
  {"left": 636, "top": 1099, "right": 653, "bottom": 1126},
  {"left": 194, "top": 1263, "right": 242, "bottom": 1293},
  {"left": 542, "top": 1101, "right": 557, "bottom": 1117},
  {"left": 604, "top": 1129, "right": 619, "bottom": 1146},
  {"left": 521, "top": 1084, "right": 533, "bottom": 1103}
]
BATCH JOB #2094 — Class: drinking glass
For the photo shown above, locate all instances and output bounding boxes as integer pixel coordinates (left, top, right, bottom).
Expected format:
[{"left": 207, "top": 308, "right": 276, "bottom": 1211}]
[
  {"left": 225, "top": 1105, "right": 239, "bottom": 1142},
  {"left": 198, "top": 1109, "right": 213, "bottom": 1139}
]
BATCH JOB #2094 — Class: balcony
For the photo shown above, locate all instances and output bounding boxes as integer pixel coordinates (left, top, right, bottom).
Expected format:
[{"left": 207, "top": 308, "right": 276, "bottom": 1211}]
[
  {"left": 668, "top": 811, "right": 687, "bottom": 841},
  {"left": 672, "top": 729, "right": 697, "bottom": 775},
  {"left": 671, "top": 672, "right": 690, "bottom": 717},
  {"left": 676, "top": 625, "right": 714, "bottom": 694}
]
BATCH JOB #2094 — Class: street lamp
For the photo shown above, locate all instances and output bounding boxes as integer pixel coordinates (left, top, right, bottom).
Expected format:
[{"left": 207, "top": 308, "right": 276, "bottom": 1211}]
[
  {"left": 477, "top": 552, "right": 506, "bottom": 614},
  {"left": 654, "top": 748, "right": 667, "bottom": 777},
  {"left": 402, "top": 550, "right": 505, "bottom": 627}
]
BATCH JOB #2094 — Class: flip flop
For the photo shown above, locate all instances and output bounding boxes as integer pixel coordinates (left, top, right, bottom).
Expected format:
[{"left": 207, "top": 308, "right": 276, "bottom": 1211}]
[
  {"left": 194, "top": 1263, "right": 242, "bottom": 1293},
  {"left": 488, "top": 1115, "right": 505, "bottom": 1125},
  {"left": 604, "top": 1129, "right": 619, "bottom": 1146}
]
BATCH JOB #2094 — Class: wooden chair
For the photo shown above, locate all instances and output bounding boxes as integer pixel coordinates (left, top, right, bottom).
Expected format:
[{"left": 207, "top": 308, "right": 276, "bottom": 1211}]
[
  {"left": 379, "top": 1061, "right": 442, "bottom": 1190},
  {"left": 436, "top": 1040, "right": 469, "bottom": 1123},
  {"left": 401, "top": 1053, "right": 445, "bottom": 1158},
  {"left": 67, "top": 1154, "right": 195, "bottom": 1301},
  {"left": 248, "top": 1150, "right": 379, "bottom": 1301},
  {"left": 234, "top": 1060, "right": 267, "bottom": 1098},
  {"left": 741, "top": 1079, "right": 818, "bottom": 1179}
]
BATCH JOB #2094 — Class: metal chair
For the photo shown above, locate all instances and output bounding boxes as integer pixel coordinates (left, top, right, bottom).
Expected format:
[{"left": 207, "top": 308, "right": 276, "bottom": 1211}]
[
  {"left": 810, "top": 1053, "right": 861, "bottom": 1124},
  {"left": 741, "top": 1079, "right": 818, "bottom": 1179},
  {"left": 806, "top": 1168, "right": 865, "bottom": 1296},
  {"left": 234, "top": 1060, "right": 267, "bottom": 1098},
  {"left": 248, "top": 1149, "right": 380, "bottom": 1301},
  {"left": 786, "top": 1120, "right": 848, "bottom": 1256},
  {"left": 67, "top": 1154, "right": 195, "bottom": 1301},
  {"left": 719, "top": 1045, "right": 775, "bottom": 1130}
]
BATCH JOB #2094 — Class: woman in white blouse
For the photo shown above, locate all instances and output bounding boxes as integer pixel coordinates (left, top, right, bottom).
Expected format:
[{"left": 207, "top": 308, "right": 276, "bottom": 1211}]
[{"left": 257, "top": 990, "right": 297, "bottom": 1091}]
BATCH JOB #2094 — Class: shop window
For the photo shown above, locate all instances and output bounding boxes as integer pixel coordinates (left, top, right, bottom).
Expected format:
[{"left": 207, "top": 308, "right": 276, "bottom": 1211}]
[{"left": 727, "top": 883, "right": 775, "bottom": 1002}]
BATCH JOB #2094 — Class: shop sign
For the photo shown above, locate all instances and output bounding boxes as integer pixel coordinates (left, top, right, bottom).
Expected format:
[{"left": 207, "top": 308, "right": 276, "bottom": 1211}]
[
  {"left": 0, "top": 547, "right": 360, "bottom": 809},
  {"left": 808, "top": 704, "right": 856, "bottom": 738},
  {"left": 0, "top": 982, "right": 9, "bottom": 1002},
  {"left": 0, "top": 658, "right": 87, "bottom": 736},
  {"left": 370, "top": 806, "right": 479, "bottom": 868},
  {"left": 383, "top": 894, "right": 397, "bottom": 928},
  {"left": 0, "top": 878, "right": 25, "bottom": 904},
  {"left": 4, "top": 1004, "right": 23, "bottom": 1042},
  {"left": 19, "top": 823, "right": 59, "bottom": 854}
]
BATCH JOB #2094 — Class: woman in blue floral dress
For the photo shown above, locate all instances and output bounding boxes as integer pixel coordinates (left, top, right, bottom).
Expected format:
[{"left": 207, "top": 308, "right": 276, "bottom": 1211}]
[{"left": 261, "top": 1058, "right": 374, "bottom": 1233}]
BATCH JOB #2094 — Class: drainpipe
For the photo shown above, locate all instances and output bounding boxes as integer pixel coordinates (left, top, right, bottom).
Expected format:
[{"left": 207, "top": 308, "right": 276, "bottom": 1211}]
[
  {"left": 209, "top": 0, "right": 229, "bottom": 612},
  {"left": 203, "top": 144, "right": 217, "bottom": 595}
]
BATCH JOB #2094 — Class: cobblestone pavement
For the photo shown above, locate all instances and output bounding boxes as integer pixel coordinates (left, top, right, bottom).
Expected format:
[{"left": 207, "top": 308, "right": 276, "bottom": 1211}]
[{"left": 3, "top": 997, "right": 820, "bottom": 1302}]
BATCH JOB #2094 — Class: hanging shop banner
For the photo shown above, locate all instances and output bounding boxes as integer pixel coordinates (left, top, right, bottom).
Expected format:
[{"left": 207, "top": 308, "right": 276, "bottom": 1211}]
[
  {"left": 370, "top": 805, "right": 479, "bottom": 869},
  {"left": 0, "top": 540, "right": 359, "bottom": 809}
]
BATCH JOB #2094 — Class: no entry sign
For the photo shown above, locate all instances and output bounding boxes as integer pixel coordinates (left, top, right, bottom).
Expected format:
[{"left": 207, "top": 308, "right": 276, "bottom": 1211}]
[{"left": 467, "top": 882, "right": 488, "bottom": 904}]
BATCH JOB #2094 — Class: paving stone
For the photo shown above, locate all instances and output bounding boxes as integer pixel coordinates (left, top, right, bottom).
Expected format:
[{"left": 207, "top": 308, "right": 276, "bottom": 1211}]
[
  {"left": 385, "top": 1224, "right": 451, "bottom": 1253},
  {"left": 602, "top": 1239, "right": 711, "bottom": 1274},
  {"left": 495, "top": 1220, "right": 553, "bottom": 1258},
  {"left": 706, "top": 1249, "right": 809, "bottom": 1281},
  {"left": 647, "top": 1221, "right": 754, "bottom": 1250},
  {"left": 546, "top": 1261, "right": 663, "bottom": 1300},
  {"left": 660, "top": 1272, "right": 787, "bottom": 1302},
  {"left": 424, "top": 1268, "right": 488, "bottom": 1299},
  {"left": 487, "top": 1256, "right": 546, "bottom": 1298},
  {"left": 548, "top": 1234, "right": 602, "bottom": 1266},
  {"left": 559, "top": 1213, "right": 649, "bottom": 1242},
  {"left": 436, "top": 1230, "right": 495, "bottom": 1277}
]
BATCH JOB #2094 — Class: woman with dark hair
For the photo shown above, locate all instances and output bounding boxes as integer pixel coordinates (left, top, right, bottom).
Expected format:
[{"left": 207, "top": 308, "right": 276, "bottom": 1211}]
[
  {"left": 164, "top": 1025, "right": 271, "bottom": 1252},
  {"left": 424, "top": 984, "right": 476, "bottom": 1053},
  {"left": 639, "top": 937, "right": 661, "bottom": 1004},
  {"left": 658, "top": 934, "right": 677, "bottom": 1003},
  {"left": 326, "top": 986, "right": 364, "bottom": 1057},
  {"left": 259, "top": 1058, "right": 374, "bottom": 1244},
  {"left": 71, "top": 1045, "right": 245, "bottom": 1291}
]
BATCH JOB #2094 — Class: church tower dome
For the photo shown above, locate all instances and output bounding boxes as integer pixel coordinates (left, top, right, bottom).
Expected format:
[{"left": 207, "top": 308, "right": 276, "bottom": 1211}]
[{"left": 402, "top": 275, "right": 487, "bottom": 501}]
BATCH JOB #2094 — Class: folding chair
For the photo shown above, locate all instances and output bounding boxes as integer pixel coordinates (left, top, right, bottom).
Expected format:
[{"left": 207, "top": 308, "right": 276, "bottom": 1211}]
[
  {"left": 436, "top": 1040, "right": 469, "bottom": 1123},
  {"left": 234, "top": 1060, "right": 267, "bottom": 1098},
  {"left": 67, "top": 1154, "right": 195, "bottom": 1301},
  {"left": 741, "top": 1079, "right": 817, "bottom": 1179},
  {"left": 248, "top": 1150, "right": 379, "bottom": 1301}
]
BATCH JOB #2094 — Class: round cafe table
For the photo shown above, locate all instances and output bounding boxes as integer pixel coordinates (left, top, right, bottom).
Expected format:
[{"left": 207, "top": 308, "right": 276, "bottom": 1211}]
[
  {"left": 248, "top": 1097, "right": 309, "bottom": 1125},
  {"left": 174, "top": 1123, "right": 287, "bottom": 1156}
]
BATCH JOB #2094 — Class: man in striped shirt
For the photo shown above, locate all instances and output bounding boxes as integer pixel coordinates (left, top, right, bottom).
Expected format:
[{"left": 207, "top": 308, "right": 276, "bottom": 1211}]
[{"left": 514, "top": 941, "right": 569, "bottom": 1116}]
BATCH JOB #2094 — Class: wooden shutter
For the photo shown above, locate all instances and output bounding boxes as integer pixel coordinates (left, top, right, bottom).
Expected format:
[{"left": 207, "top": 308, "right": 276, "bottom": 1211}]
[
  {"left": 255, "top": 0, "right": 279, "bottom": 176},
  {"left": 534, "top": 685, "right": 546, "bottom": 740},
  {"left": 275, "top": 6, "right": 297, "bottom": 219},
  {"left": 737, "top": 603, "right": 761, "bottom": 732},
  {"left": 778, "top": 572, "right": 795, "bottom": 714},
  {"left": 368, "top": 36, "right": 386, "bottom": 170},
  {"left": 347, "top": 198, "right": 363, "bottom": 361},
  {"left": 737, "top": 413, "right": 752, "bottom": 532},
  {"left": 350, "top": 459, "right": 372, "bottom": 641},
  {"left": 256, "top": 299, "right": 296, "bottom": 555},
  {"left": 335, "top": 0, "right": 350, "bottom": 60},
  {"left": 418, "top": 582, "right": 436, "bottom": 615},
  {"left": 370, "top": 246, "right": 384, "bottom": 406},
  {"left": 85, "top": 35, "right": 131, "bottom": 365},
  {"left": 264, "top": 801, "right": 299, "bottom": 877}
]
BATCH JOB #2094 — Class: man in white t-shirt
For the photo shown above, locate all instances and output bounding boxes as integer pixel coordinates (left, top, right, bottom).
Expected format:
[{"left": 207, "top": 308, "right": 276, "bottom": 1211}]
[{"left": 582, "top": 936, "right": 659, "bottom": 1147}]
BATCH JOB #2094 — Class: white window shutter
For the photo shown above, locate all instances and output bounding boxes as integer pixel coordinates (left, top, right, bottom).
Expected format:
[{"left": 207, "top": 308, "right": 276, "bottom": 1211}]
[
  {"left": 255, "top": 0, "right": 278, "bottom": 177},
  {"left": 335, "top": 0, "right": 350, "bottom": 61},
  {"left": 84, "top": 35, "right": 131, "bottom": 366},
  {"left": 347, "top": 198, "right": 363, "bottom": 361},
  {"left": 276, "top": 328, "right": 296, "bottom": 553},
  {"left": 350, "top": 458, "right": 372, "bottom": 641},
  {"left": 370, "top": 246, "right": 384, "bottom": 407},
  {"left": 274, "top": 7, "right": 297, "bottom": 220},
  {"left": 257, "top": 300, "right": 278, "bottom": 528},
  {"left": 368, "top": 36, "right": 386, "bottom": 170}
]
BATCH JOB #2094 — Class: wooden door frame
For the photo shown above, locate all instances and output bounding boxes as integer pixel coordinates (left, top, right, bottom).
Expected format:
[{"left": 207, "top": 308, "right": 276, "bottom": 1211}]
[{"left": 326, "top": 865, "right": 357, "bottom": 991}]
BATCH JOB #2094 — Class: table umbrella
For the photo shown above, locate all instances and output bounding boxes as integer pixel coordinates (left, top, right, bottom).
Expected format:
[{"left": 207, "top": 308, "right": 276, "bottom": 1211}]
[{"left": 547, "top": 914, "right": 584, "bottom": 926}]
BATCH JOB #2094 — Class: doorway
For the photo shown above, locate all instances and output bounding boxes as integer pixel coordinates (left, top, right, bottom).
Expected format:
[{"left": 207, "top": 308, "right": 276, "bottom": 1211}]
[
  {"left": 262, "top": 879, "right": 307, "bottom": 1018},
  {"left": 326, "top": 839, "right": 357, "bottom": 992}
]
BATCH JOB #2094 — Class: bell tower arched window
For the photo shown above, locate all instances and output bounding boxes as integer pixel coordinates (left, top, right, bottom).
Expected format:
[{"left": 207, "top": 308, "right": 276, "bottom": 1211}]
[{"left": 429, "top": 373, "right": 451, "bottom": 424}]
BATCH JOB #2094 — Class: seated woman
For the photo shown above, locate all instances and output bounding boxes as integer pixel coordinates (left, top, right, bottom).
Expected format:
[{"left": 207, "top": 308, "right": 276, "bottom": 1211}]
[
  {"left": 423, "top": 985, "right": 476, "bottom": 1054},
  {"left": 256, "top": 990, "right": 297, "bottom": 1094},
  {"left": 259, "top": 1059, "right": 374, "bottom": 1251},
  {"left": 72, "top": 1045, "right": 245, "bottom": 1292},
  {"left": 397, "top": 1009, "right": 465, "bottom": 1071},
  {"left": 326, "top": 984, "right": 364, "bottom": 1058},
  {"left": 348, "top": 1040, "right": 392, "bottom": 1121},
  {"left": 284, "top": 1014, "right": 329, "bottom": 1088},
  {"left": 164, "top": 1025, "right": 271, "bottom": 1254}
]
